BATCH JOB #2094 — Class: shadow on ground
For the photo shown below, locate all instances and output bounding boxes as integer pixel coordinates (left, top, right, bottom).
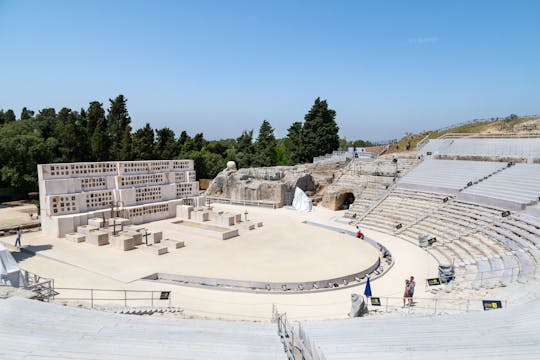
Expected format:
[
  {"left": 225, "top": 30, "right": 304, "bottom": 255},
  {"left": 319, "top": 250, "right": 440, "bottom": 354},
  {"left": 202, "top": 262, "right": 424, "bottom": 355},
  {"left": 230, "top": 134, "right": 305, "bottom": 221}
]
[{"left": 12, "top": 244, "right": 53, "bottom": 262}]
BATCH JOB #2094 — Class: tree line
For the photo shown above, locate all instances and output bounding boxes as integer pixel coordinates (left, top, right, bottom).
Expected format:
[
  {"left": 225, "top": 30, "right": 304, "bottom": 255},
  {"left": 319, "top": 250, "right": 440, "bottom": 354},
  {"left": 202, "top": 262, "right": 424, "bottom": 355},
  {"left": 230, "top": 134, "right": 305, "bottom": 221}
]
[{"left": 0, "top": 95, "right": 370, "bottom": 194}]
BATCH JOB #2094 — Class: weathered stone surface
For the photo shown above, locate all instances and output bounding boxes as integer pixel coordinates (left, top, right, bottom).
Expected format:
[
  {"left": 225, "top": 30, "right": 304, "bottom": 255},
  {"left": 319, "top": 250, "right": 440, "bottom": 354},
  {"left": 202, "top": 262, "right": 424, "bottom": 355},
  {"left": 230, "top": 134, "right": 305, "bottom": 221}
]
[
  {"left": 205, "top": 161, "right": 348, "bottom": 206},
  {"left": 321, "top": 156, "right": 418, "bottom": 211}
]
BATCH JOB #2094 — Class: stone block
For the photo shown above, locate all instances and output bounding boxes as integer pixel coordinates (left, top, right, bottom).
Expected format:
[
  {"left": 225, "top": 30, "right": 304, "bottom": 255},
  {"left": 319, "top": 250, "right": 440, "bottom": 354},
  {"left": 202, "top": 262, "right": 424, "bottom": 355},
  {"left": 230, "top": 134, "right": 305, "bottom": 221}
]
[
  {"left": 121, "top": 230, "right": 143, "bottom": 246},
  {"left": 110, "top": 235, "right": 135, "bottom": 251},
  {"left": 248, "top": 224, "right": 255, "bottom": 230},
  {"left": 257, "top": 222, "right": 263, "bottom": 227},
  {"left": 192, "top": 210, "right": 210, "bottom": 222},
  {"left": 177, "top": 205, "right": 193, "bottom": 219},
  {"left": 148, "top": 231, "right": 163, "bottom": 244},
  {"left": 87, "top": 218, "right": 104, "bottom": 228},
  {"left": 234, "top": 214, "right": 242, "bottom": 223},
  {"left": 143, "top": 244, "right": 168, "bottom": 255},
  {"left": 77, "top": 225, "right": 98, "bottom": 235},
  {"left": 65, "top": 233, "right": 85, "bottom": 243},
  {"left": 217, "top": 214, "right": 235, "bottom": 226},
  {"left": 86, "top": 230, "right": 109, "bottom": 246},
  {"left": 107, "top": 217, "right": 130, "bottom": 227},
  {"left": 162, "top": 238, "right": 185, "bottom": 249}
]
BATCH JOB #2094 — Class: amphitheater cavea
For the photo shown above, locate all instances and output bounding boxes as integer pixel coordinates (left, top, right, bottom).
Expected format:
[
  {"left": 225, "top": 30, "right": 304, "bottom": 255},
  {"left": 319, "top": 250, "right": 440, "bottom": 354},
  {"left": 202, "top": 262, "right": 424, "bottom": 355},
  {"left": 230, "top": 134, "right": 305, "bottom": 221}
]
[{"left": 2, "top": 2, "right": 540, "bottom": 359}]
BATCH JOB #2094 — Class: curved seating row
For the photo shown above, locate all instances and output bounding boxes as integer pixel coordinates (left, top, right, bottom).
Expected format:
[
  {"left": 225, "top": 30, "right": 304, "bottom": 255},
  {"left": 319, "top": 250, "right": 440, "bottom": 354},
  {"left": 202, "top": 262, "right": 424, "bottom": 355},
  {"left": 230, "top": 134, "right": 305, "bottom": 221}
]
[{"left": 0, "top": 297, "right": 285, "bottom": 360}]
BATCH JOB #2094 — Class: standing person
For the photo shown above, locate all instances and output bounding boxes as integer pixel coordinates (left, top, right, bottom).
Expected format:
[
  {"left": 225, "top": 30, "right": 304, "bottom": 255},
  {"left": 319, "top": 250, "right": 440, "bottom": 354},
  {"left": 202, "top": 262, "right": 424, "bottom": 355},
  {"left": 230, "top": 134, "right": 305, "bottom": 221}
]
[
  {"left": 14, "top": 227, "right": 22, "bottom": 249},
  {"left": 403, "top": 279, "right": 410, "bottom": 307},
  {"left": 408, "top": 276, "right": 416, "bottom": 305}
]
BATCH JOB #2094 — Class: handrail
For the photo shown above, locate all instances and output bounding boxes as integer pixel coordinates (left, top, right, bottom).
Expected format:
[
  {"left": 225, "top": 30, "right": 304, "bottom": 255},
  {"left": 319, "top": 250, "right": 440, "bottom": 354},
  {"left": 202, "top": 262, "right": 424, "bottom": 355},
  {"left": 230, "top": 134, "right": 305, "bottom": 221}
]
[
  {"left": 51, "top": 287, "right": 173, "bottom": 308},
  {"left": 439, "top": 132, "right": 540, "bottom": 139},
  {"left": 415, "top": 134, "right": 431, "bottom": 151},
  {"left": 206, "top": 196, "right": 281, "bottom": 209}
]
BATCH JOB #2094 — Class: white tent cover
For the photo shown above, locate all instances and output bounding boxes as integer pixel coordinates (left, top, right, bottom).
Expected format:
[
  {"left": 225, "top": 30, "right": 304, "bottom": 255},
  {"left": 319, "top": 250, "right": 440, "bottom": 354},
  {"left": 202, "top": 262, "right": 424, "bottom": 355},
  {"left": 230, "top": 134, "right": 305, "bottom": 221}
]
[
  {"left": 0, "top": 244, "right": 24, "bottom": 287},
  {"left": 292, "top": 187, "right": 313, "bottom": 212}
]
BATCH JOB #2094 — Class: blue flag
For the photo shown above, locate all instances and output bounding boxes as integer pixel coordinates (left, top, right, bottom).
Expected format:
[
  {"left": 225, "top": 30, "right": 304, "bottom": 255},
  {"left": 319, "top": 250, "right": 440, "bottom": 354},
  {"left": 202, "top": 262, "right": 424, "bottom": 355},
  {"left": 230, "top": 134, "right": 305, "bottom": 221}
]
[{"left": 364, "top": 277, "right": 372, "bottom": 298}]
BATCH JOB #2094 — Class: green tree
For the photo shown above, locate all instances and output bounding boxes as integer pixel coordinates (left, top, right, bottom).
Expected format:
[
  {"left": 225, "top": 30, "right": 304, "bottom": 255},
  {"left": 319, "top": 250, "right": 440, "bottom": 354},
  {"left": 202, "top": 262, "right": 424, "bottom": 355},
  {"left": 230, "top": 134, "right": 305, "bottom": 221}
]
[
  {"left": 253, "top": 120, "right": 277, "bottom": 167},
  {"left": 119, "top": 126, "right": 133, "bottom": 160},
  {"left": 20, "top": 107, "right": 35, "bottom": 120},
  {"left": 4, "top": 109, "right": 16, "bottom": 124},
  {"left": 87, "top": 101, "right": 105, "bottom": 139},
  {"left": 155, "top": 127, "right": 178, "bottom": 159},
  {"left": 107, "top": 95, "right": 131, "bottom": 159},
  {"left": 35, "top": 108, "right": 58, "bottom": 140},
  {"left": 55, "top": 108, "right": 81, "bottom": 162},
  {"left": 0, "top": 119, "right": 55, "bottom": 192},
  {"left": 91, "top": 116, "right": 112, "bottom": 161},
  {"left": 285, "top": 121, "right": 304, "bottom": 164},
  {"left": 177, "top": 130, "right": 189, "bottom": 148},
  {"left": 131, "top": 123, "right": 155, "bottom": 160},
  {"left": 301, "top": 97, "right": 339, "bottom": 162},
  {"left": 275, "top": 143, "right": 288, "bottom": 165},
  {"left": 233, "top": 130, "right": 254, "bottom": 168},
  {"left": 192, "top": 133, "right": 207, "bottom": 152}
]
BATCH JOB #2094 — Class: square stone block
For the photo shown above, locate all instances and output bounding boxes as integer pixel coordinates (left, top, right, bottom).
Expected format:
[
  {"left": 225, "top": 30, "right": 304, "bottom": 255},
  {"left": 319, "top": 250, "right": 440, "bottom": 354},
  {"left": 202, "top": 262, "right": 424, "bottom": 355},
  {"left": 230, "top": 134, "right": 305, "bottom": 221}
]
[
  {"left": 148, "top": 231, "right": 162, "bottom": 244},
  {"left": 87, "top": 218, "right": 104, "bottom": 228},
  {"left": 220, "top": 215, "right": 235, "bottom": 226},
  {"left": 65, "top": 233, "right": 85, "bottom": 243},
  {"left": 121, "top": 230, "right": 143, "bottom": 246},
  {"left": 192, "top": 211, "right": 210, "bottom": 222},
  {"left": 143, "top": 244, "right": 168, "bottom": 255},
  {"left": 234, "top": 214, "right": 242, "bottom": 223},
  {"left": 77, "top": 225, "right": 98, "bottom": 235},
  {"left": 177, "top": 205, "right": 193, "bottom": 219},
  {"left": 110, "top": 235, "right": 135, "bottom": 251},
  {"left": 86, "top": 230, "right": 109, "bottom": 246},
  {"left": 257, "top": 222, "right": 263, "bottom": 227},
  {"left": 108, "top": 217, "right": 130, "bottom": 227},
  {"left": 248, "top": 224, "right": 255, "bottom": 230},
  {"left": 162, "top": 239, "right": 185, "bottom": 249}
]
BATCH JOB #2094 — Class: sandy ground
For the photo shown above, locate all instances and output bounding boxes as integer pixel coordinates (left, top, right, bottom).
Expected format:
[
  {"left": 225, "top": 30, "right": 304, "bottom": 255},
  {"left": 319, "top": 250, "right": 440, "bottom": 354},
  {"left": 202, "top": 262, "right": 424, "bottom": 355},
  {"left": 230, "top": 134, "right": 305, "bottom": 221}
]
[
  {"left": 1, "top": 205, "right": 379, "bottom": 283},
  {"left": 1, "top": 204, "right": 451, "bottom": 320},
  {"left": 0, "top": 201, "right": 39, "bottom": 229}
]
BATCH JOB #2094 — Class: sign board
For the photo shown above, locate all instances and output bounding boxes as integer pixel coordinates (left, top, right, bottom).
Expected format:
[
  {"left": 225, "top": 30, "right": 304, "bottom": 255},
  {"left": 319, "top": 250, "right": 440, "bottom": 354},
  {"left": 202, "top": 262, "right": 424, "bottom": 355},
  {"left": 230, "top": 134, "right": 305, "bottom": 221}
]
[
  {"left": 370, "top": 297, "right": 381, "bottom": 306},
  {"left": 427, "top": 278, "right": 441, "bottom": 286},
  {"left": 396, "top": 223, "right": 403, "bottom": 230},
  {"left": 482, "top": 300, "right": 502, "bottom": 311},
  {"left": 160, "top": 291, "right": 170, "bottom": 300},
  {"left": 501, "top": 211, "right": 511, "bottom": 218}
]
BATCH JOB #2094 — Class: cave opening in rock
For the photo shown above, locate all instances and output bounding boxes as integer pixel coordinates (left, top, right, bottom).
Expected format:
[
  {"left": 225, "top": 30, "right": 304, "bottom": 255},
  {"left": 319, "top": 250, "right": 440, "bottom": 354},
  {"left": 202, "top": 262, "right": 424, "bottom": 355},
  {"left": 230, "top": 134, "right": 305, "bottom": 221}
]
[{"left": 337, "top": 192, "right": 355, "bottom": 210}]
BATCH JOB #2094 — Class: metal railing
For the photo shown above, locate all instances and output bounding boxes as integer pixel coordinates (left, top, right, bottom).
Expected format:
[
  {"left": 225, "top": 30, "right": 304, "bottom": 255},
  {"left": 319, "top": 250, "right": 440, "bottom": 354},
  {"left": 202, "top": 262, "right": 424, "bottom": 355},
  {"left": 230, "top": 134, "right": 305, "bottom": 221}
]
[
  {"left": 439, "top": 131, "right": 540, "bottom": 139},
  {"left": 21, "top": 269, "right": 56, "bottom": 301},
  {"left": 205, "top": 196, "right": 281, "bottom": 209},
  {"left": 366, "top": 295, "right": 508, "bottom": 315},
  {"left": 272, "top": 305, "right": 314, "bottom": 360},
  {"left": 51, "top": 287, "right": 172, "bottom": 309}
]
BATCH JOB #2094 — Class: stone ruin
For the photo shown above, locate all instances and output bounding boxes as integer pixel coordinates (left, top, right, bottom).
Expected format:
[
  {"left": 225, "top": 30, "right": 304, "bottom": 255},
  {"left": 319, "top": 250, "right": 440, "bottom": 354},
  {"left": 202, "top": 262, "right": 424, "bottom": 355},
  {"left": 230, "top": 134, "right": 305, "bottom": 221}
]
[
  {"left": 205, "top": 155, "right": 419, "bottom": 212},
  {"left": 205, "top": 161, "right": 347, "bottom": 207}
]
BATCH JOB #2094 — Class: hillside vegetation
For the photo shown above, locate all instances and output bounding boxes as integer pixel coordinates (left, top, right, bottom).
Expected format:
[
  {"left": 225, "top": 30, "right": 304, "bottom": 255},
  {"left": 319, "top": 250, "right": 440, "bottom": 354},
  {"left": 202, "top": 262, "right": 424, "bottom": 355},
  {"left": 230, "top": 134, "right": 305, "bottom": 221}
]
[{"left": 384, "top": 115, "right": 540, "bottom": 153}]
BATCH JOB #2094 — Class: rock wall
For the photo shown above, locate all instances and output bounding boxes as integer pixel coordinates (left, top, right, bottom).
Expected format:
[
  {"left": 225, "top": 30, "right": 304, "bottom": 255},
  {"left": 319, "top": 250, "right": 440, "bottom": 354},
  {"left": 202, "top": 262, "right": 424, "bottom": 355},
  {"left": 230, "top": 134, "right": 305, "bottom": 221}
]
[{"left": 205, "top": 161, "right": 347, "bottom": 206}]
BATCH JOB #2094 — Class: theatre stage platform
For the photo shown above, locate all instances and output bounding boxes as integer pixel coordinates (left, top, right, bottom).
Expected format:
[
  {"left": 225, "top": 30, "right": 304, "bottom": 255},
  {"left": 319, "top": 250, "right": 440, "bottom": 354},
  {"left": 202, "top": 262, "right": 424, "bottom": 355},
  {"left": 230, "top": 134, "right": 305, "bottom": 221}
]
[{"left": 7, "top": 204, "right": 379, "bottom": 284}]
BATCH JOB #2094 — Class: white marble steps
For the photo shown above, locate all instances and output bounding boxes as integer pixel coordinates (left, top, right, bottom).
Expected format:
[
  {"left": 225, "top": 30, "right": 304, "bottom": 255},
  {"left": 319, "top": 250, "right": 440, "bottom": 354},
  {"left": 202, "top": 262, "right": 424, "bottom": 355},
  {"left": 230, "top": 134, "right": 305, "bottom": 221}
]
[
  {"left": 0, "top": 297, "right": 285, "bottom": 360},
  {"left": 300, "top": 298, "right": 540, "bottom": 360}
]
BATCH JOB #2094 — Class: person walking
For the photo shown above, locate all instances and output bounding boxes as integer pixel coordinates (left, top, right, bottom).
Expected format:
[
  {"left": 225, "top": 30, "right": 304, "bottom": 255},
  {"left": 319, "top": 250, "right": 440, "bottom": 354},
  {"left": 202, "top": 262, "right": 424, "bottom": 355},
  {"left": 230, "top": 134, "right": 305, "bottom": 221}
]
[
  {"left": 403, "top": 279, "right": 410, "bottom": 307},
  {"left": 14, "top": 227, "right": 22, "bottom": 249},
  {"left": 408, "top": 276, "right": 416, "bottom": 305}
]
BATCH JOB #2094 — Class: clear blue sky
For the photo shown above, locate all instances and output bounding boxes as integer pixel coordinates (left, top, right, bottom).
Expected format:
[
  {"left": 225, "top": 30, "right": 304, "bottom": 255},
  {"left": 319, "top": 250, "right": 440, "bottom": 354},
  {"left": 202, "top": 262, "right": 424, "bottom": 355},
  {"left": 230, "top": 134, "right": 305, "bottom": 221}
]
[{"left": 1, "top": 0, "right": 539, "bottom": 141}]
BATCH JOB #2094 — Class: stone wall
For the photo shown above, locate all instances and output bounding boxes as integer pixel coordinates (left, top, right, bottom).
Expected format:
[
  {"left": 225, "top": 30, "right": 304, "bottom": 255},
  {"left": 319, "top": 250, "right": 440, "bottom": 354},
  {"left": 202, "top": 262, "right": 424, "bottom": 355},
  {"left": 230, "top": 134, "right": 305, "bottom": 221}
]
[
  {"left": 205, "top": 161, "right": 347, "bottom": 206},
  {"left": 38, "top": 160, "right": 202, "bottom": 238}
]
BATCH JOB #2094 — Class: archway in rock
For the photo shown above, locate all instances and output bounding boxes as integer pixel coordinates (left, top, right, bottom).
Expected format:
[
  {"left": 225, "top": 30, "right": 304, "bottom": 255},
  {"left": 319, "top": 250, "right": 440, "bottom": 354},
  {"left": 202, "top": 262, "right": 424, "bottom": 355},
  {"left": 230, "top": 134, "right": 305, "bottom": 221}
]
[{"left": 336, "top": 192, "right": 355, "bottom": 210}]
